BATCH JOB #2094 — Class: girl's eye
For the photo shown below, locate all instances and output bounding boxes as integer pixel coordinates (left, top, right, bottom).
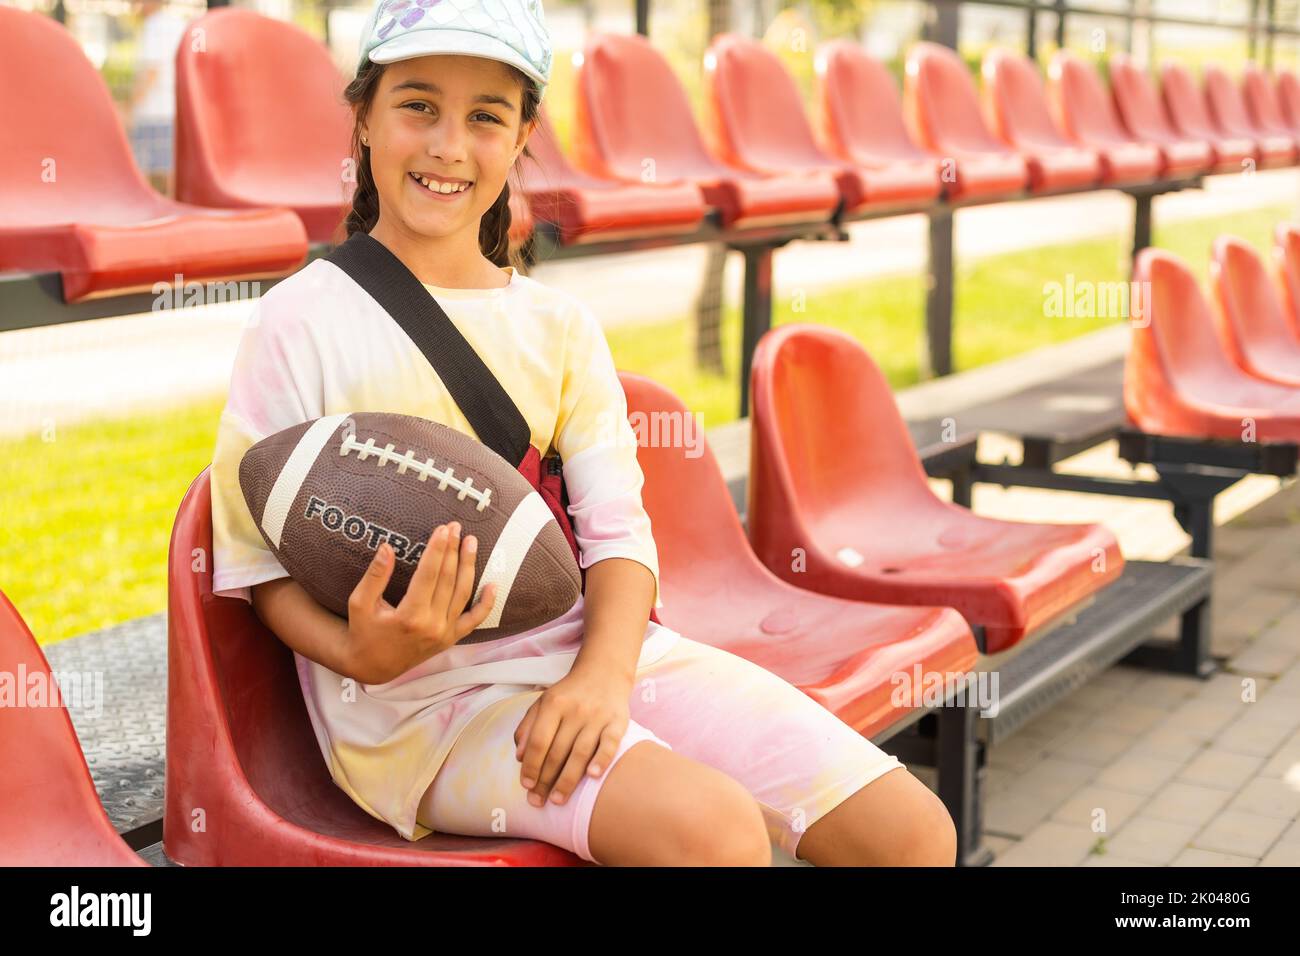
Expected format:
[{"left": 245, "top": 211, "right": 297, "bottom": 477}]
[{"left": 400, "top": 102, "right": 496, "bottom": 123}]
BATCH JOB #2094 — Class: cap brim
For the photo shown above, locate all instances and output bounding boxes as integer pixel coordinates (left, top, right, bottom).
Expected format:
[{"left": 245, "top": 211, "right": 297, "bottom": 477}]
[{"left": 367, "top": 30, "right": 546, "bottom": 91}]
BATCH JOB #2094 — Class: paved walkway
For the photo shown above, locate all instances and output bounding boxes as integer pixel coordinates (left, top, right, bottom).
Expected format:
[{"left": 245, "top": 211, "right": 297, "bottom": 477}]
[{"left": 980, "top": 478, "right": 1300, "bottom": 867}]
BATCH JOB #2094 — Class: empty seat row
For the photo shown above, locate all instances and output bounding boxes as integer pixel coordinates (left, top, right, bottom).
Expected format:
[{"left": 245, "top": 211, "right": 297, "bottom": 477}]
[
  {"left": 4, "top": 2, "right": 1297, "bottom": 306},
  {"left": 1127, "top": 225, "right": 1300, "bottom": 441}
]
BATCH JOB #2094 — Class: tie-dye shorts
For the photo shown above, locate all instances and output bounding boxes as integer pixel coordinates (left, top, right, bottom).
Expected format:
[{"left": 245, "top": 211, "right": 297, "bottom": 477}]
[{"left": 415, "top": 634, "right": 907, "bottom": 863}]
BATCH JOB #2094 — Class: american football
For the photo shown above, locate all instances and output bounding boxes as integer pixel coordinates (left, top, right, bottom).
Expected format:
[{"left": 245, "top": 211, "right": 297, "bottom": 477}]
[{"left": 238, "top": 411, "right": 582, "bottom": 643}]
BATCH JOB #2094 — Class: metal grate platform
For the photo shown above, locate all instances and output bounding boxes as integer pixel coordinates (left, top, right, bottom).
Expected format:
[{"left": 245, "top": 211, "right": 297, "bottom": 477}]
[
  {"left": 982, "top": 557, "right": 1213, "bottom": 745},
  {"left": 42, "top": 611, "right": 168, "bottom": 847}
]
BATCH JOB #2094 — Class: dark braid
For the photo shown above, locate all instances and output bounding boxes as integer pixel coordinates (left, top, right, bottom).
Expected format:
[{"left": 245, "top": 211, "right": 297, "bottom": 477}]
[{"left": 341, "top": 59, "right": 540, "bottom": 271}]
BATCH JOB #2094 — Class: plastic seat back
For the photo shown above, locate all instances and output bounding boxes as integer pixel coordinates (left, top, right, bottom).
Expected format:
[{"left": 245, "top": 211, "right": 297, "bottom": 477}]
[
  {"left": 905, "top": 41, "right": 1006, "bottom": 153},
  {"left": 816, "top": 40, "right": 930, "bottom": 165},
  {"left": 1242, "top": 65, "right": 1290, "bottom": 133},
  {"left": 175, "top": 9, "right": 352, "bottom": 241},
  {"left": 1048, "top": 50, "right": 1129, "bottom": 142},
  {"left": 0, "top": 7, "right": 155, "bottom": 226},
  {"left": 1275, "top": 223, "right": 1300, "bottom": 339},
  {"left": 1277, "top": 71, "right": 1300, "bottom": 132},
  {"left": 1129, "top": 249, "right": 1246, "bottom": 422},
  {"left": 1203, "top": 65, "right": 1260, "bottom": 138},
  {"left": 573, "top": 32, "right": 718, "bottom": 182},
  {"left": 0, "top": 590, "right": 146, "bottom": 866},
  {"left": 982, "top": 48, "right": 1069, "bottom": 146},
  {"left": 748, "top": 323, "right": 934, "bottom": 544},
  {"left": 704, "top": 33, "right": 828, "bottom": 170},
  {"left": 1161, "top": 62, "right": 1219, "bottom": 139},
  {"left": 617, "top": 373, "right": 753, "bottom": 582},
  {"left": 1109, "top": 54, "right": 1180, "bottom": 140},
  {"left": 1211, "top": 235, "right": 1300, "bottom": 378}
]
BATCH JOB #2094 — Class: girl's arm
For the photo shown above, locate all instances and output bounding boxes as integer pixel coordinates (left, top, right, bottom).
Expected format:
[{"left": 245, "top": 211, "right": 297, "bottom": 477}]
[
  {"left": 252, "top": 578, "right": 360, "bottom": 680},
  {"left": 570, "top": 557, "right": 657, "bottom": 685}
]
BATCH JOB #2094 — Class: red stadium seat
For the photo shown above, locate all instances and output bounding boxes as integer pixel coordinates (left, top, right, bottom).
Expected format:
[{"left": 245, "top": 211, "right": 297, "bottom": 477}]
[
  {"left": 1203, "top": 65, "right": 1295, "bottom": 167},
  {"left": 1273, "top": 222, "right": 1300, "bottom": 339},
  {"left": 813, "top": 41, "right": 942, "bottom": 202},
  {"left": 1160, "top": 62, "right": 1258, "bottom": 173},
  {"left": 176, "top": 9, "right": 353, "bottom": 243},
  {"left": 618, "top": 371, "right": 978, "bottom": 737},
  {"left": 904, "top": 42, "right": 1029, "bottom": 199},
  {"left": 517, "top": 108, "right": 707, "bottom": 244},
  {"left": 0, "top": 7, "right": 307, "bottom": 302},
  {"left": 1126, "top": 248, "right": 1300, "bottom": 441},
  {"left": 1210, "top": 235, "right": 1300, "bottom": 386},
  {"left": 0, "top": 590, "right": 148, "bottom": 866},
  {"left": 571, "top": 33, "right": 840, "bottom": 228},
  {"left": 702, "top": 35, "right": 938, "bottom": 210},
  {"left": 747, "top": 324, "right": 1124, "bottom": 654},
  {"left": 981, "top": 48, "right": 1102, "bottom": 190},
  {"left": 1275, "top": 70, "right": 1300, "bottom": 137},
  {"left": 1046, "top": 51, "right": 1164, "bottom": 183},
  {"left": 1241, "top": 65, "right": 1299, "bottom": 151},
  {"left": 164, "top": 470, "right": 584, "bottom": 866},
  {"left": 1108, "top": 54, "right": 1212, "bottom": 176}
]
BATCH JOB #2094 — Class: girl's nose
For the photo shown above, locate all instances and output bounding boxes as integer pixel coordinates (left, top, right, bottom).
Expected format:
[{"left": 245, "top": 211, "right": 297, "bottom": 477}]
[{"left": 427, "top": 121, "right": 470, "bottom": 165}]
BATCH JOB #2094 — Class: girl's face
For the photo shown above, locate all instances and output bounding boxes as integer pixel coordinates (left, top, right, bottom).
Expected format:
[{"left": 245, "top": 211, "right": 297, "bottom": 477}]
[{"left": 362, "top": 54, "right": 533, "bottom": 241}]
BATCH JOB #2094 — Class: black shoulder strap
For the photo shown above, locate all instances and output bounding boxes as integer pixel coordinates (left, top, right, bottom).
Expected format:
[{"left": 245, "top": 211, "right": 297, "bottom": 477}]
[{"left": 325, "top": 231, "right": 532, "bottom": 466}]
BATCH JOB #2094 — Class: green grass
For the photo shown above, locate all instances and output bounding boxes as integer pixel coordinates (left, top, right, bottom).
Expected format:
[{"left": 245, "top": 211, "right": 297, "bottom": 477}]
[
  {"left": 604, "top": 202, "right": 1292, "bottom": 429},
  {"left": 4, "top": 201, "right": 1291, "bottom": 645}
]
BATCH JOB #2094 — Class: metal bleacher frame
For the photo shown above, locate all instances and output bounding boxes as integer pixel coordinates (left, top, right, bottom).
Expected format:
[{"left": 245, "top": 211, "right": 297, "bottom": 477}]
[{"left": 8, "top": 0, "right": 1300, "bottom": 867}]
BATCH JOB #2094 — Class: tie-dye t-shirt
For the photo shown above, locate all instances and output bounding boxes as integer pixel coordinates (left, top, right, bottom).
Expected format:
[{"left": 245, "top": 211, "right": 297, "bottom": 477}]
[{"left": 208, "top": 254, "right": 679, "bottom": 840}]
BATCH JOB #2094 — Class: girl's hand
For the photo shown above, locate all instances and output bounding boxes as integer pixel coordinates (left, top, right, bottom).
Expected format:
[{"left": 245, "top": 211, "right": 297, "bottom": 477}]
[
  {"left": 513, "top": 664, "right": 633, "bottom": 808},
  {"left": 344, "top": 521, "right": 496, "bottom": 685}
]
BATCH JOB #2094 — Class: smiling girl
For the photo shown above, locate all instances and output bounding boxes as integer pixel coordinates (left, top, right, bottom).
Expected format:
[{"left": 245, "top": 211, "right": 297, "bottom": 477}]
[{"left": 208, "top": 0, "right": 957, "bottom": 866}]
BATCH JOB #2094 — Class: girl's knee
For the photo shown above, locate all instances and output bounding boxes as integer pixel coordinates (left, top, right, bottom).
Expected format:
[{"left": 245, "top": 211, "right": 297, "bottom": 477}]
[
  {"left": 888, "top": 786, "right": 958, "bottom": 866},
  {"left": 660, "top": 773, "right": 772, "bottom": 867},
  {"left": 589, "top": 744, "right": 771, "bottom": 866}
]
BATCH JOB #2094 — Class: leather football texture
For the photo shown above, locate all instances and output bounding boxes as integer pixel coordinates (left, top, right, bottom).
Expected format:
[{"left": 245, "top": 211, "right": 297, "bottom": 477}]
[{"left": 238, "top": 411, "right": 582, "bottom": 643}]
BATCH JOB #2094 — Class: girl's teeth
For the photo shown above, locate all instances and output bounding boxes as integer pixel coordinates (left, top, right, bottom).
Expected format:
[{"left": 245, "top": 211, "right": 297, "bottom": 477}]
[{"left": 415, "top": 174, "right": 468, "bottom": 194}]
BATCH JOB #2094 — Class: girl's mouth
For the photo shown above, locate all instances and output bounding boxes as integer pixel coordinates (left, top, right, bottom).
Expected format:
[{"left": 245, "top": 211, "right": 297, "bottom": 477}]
[{"left": 410, "top": 171, "right": 473, "bottom": 200}]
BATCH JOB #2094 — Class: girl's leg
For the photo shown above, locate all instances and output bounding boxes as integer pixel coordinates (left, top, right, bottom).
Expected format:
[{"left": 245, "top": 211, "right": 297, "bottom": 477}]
[
  {"left": 416, "top": 688, "right": 772, "bottom": 866},
  {"left": 619, "top": 636, "right": 957, "bottom": 866}
]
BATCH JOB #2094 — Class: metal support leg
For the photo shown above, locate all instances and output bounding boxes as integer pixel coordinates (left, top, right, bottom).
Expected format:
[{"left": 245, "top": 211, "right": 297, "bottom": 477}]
[
  {"left": 937, "top": 704, "right": 993, "bottom": 867},
  {"left": 1131, "top": 192, "right": 1153, "bottom": 273},
  {"left": 949, "top": 460, "right": 974, "bottom": 509},
  {"left": 1120, "top": 467, "right": 1224, "bottom": 678},
  {"left": 737, "top": 244, "right": 774, "bottom": 420},
  {"left": 924, "top": 209, "right": 954, "bottom": 380},
  {"left": 1122, "top": 593, "right": 1216, "bottom": 678}
]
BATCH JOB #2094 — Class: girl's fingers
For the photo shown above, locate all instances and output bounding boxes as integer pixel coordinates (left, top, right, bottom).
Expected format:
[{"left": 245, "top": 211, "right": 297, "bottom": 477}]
[
  {"left": 517, "top": 706, "right": 561, "bottom": 796},
  {"left": 513, "top": 702, "right": 538, "bottom": 764},
  {"left": 402, "top": 524, "right": 450, "bottom": 611},
  {"left": 531, "top": 717, "right": 581, "bottom": 805},
  {"left": 586, "top": 728, "right": 621, "bottom": 780},
  {"left": 450, "top": 533, "right": 479, "bottom": 614},
  {"left": 547, "top": 724, "right": 604, "bottom": 806},
  {"left": 428, "top": 522, "right": 462, "bottom": 619},
  {"left": 455, "top": 582, "right": 495, "bottom": 642},
  {"left": 349, "top": 541, "right": 395, "bottom": 617}
]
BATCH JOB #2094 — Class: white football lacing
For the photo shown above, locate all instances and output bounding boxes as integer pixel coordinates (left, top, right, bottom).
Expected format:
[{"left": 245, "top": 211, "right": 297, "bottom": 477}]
[{"left": 339, "top": 433, "right": 494, "bottom": 512}]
